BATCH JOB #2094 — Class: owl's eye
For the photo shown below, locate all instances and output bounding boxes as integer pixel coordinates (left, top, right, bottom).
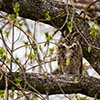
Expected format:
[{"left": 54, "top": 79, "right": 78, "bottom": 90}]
[
  {"left": 73, "top": 44, "right": 76, "bottom": 48},
  {"left": 62, "top": 45, "right": 66, "bottom": 49},
  {"left": 73, "top": 32, "right": 80, "bottom": 37},
  {"left": 70, "top": 43, "right": 77, "bottom": 49},
  {"left": 62, "top": 30, "right": 69, "bottom": 37}
]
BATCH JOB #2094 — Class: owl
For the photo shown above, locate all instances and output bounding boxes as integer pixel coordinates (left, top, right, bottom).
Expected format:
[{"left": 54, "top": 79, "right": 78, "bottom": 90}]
[{"left": 56, "top": 31, "right": 83, "bottom": 75}]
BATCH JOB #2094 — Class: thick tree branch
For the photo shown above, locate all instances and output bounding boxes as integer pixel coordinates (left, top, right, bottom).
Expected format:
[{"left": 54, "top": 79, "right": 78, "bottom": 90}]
[
  {"left": 0, "top": 72, "right": 100, "bottom": 98},
  {"left": 68, "top": 3, "right": 100, "bottom": 12}
]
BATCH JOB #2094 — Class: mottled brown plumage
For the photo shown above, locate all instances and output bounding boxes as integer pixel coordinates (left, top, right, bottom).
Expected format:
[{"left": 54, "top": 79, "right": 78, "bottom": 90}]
[{"left": 56, "top": 31, "right": 83, "bottom": 75}]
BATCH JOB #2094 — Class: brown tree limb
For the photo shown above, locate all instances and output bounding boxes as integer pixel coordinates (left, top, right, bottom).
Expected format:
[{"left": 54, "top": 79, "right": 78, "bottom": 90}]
[
  {"left": 0, "top": 72, "right": 100, "bottom": 98},
  {"left": 68, "top": 2, "right": 100, "bottom": 12}
]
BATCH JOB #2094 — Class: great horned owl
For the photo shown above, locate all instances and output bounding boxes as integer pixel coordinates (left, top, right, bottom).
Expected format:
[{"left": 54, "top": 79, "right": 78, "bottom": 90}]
[{"left": 56, "top": 31, "right": 83, "bottom": 75}]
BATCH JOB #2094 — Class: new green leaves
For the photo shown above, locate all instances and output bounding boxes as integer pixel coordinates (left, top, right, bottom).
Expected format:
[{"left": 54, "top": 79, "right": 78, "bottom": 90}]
[
  {"left": 44, "top": 32, "right": 52, "bottom": 45},
  {"left": 4, "top": 30, "right": 10, "bottom": 37},
  {"left": 45, "top": 11, "right": 51, "bottom": 21},
  {"left": 0, "top": 48, "right": 7, "bottom": 61},
  {"left": 88, "top": 45, "right": 92, "bottom": 53},
  {"left": 7, "top": 2, "right": 20, "bottom": 20},
  {"left": 13, "top": 2, "right": 20, "bottom": 18},
  {"left": 89, "top": 20, "right": 100, "bottom": 39},
  {"left": 0, "top": 90, "right": 4, "bottom": 98},
  {"left": 67, "top": 21, "right": 73, "bottom": 33},
  {"left": 66, "top": 57, "right": 70, "bottom": 66}
]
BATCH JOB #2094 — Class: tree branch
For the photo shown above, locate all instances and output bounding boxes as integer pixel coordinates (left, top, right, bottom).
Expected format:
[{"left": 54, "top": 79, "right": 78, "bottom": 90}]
[
  {"left": 0, "top": 72, "right": 100, "bottom": 98},
  {"left": 68, "top": 3, "right": 100, "bottom": 12}
]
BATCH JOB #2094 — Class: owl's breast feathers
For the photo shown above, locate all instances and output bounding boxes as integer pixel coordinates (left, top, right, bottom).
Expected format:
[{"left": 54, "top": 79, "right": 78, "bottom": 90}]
[{"left": 57, "top": 35, "right": 82, "bottom": 75}]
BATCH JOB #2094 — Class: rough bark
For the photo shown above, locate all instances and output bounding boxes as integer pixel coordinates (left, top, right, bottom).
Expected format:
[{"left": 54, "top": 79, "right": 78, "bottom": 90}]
[{"left": 0, "top": 72, "right": 100, "bottom": 98}]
